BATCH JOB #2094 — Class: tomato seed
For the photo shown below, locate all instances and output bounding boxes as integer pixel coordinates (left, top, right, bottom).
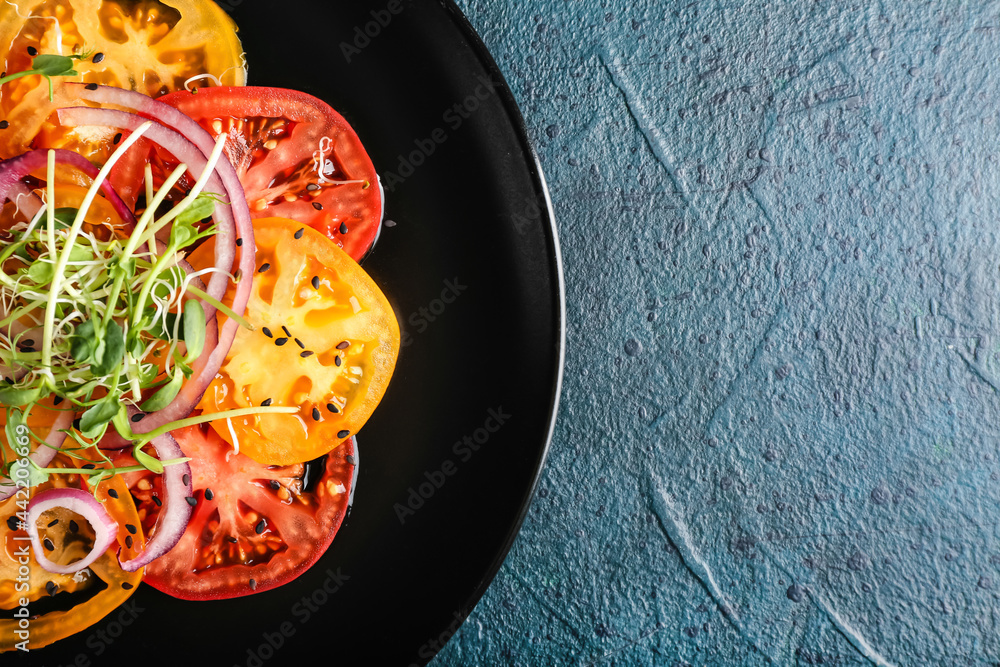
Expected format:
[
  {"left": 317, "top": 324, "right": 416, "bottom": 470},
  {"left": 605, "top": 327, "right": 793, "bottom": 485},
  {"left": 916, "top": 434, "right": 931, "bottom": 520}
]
[{"left": 306, "top": 183, "right": 319, "bottom": 192}]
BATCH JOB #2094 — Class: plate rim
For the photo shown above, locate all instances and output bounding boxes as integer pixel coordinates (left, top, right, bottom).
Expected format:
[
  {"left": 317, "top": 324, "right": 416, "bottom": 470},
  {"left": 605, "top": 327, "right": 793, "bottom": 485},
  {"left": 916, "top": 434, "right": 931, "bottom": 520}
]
[{"left": 432, "top": 0, "right": 567, "bottom": 653}]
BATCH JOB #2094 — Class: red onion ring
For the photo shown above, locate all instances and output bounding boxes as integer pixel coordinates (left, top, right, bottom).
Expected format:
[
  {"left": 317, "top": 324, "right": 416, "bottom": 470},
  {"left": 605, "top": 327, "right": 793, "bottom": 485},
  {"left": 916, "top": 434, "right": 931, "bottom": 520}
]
[
  {"left": 57, "top": 91, "right": 255, "bottom": 437},
  {"left": 0, "top": 148, "right": 137, "bottom": 227},
  {"left": 0, "top": 408, "right": 74, "bottom": 502},
  {"left": 26, "top": 487, "right": 118, "bottom": 574},
  {"left": 118, "top": 429, "right": 193, "bottom": 572}
]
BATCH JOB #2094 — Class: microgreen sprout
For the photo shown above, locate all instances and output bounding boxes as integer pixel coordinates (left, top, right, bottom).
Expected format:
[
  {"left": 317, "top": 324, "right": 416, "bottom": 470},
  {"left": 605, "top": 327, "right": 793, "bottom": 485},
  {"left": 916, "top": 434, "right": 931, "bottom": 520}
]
[{"left": 0, "top": 52, "right": 90, "bottom": 100}]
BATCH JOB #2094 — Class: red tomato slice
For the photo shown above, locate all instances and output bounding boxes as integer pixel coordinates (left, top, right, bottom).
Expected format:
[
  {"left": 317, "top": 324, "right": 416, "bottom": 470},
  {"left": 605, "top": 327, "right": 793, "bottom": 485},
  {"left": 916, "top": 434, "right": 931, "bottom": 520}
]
[
  {"left": 125, "top": 424, "right": 356, "bottom": 600},
  {"left": 137, "top": 86, "right": 382, "bottom": 260}
]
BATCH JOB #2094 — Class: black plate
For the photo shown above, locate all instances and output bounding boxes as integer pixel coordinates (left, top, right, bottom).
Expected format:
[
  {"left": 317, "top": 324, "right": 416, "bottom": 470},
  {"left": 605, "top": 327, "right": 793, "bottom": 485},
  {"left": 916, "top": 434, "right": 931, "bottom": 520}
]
[{"left": 19, "top": 0, "right": 562, "bottom": 665}]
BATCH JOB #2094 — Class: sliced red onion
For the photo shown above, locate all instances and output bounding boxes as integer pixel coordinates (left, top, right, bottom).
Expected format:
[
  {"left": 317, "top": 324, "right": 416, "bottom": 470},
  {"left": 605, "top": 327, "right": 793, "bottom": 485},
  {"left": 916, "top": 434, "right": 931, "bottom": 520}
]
[
  {"left": 118, "top": 429, "right": 193, "bottom": 572},
  {"left": 0, "top": 408, "right": 74, "bottom": 502},
  {"left": 27, "top": 487, "right": 118, "bottom": 574},
  {"left": 0, "top": 148, "right": 137, "bottom": 227},
  {"left": 58, "top": 90, "right": 256, "bottom": 436}
]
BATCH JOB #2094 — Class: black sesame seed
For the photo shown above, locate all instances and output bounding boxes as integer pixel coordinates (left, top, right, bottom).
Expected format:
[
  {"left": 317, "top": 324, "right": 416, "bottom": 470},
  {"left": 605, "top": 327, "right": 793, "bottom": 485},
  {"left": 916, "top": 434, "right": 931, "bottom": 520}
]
[
  {"left": 131, "top": 413, "right": 145, "bottom": 423},
  {"left": 258, "top": 263, "right": 271, "bottom": 273},
  {"left": 294, "top": 338, "right": 304, "bottom": 349},
  {"left": 345, "top": 455, "right": 356, "bottom": 466},
  {"left": 227, "top": 536, "right": 238, "bottom": 543},
  {"left": 183, "top": 473, "right": 191, "bottom": 486},
  {"left": 294, "top": 228, "right": 305, "bottom": 239},
  {"left": 312, "top": 202, "right": 324, "bottom": 211},
  {"left": 326, "top": 403, "right": 339, "bottom": 414},
  {"left": 122, "top": 582, "right": 134, "bottom": 590},
  {"left": 84, "top": 82, "right": 99, "bottom": 91},
  {"left": 282, "top": 326, "right": 291, "bottom": 336},
  {"left": 0, "top": 121, "right": 9, "bottom": 130},
  {"left": 27, "top": 46, "right": 37, "bottom": 56},
  {"left": 45, "top": 581, "right": 57, "bottom": 596},
  {"left": 261, "top": 398, "right": 272, "bottom": 407},
  {"left": 47, "top": 518, "right": 59, "bottom": 527},
  {"left": 126, "top": 523, "right": 137, "bottom": 535},
  {"left": 262, "top": 327, "right": 273, "bottom": 338},
  {"left": 152, "top": 496, "right": 162, "bottom": 507},
  {"left": 113, "top": 132, "right": 122, "bottom": 145},
  {"left": 236, "top": 237, "right": 243, "bottom": 246},
  {"left": 6, "top": 516, "right": 18, "bottom": 530},
  {"left": 53, "top": 395, "right": 64, "bottom": 405},
  {"left": 275, "top": 337, "right": 288, "bottom": 346},
  {"left": 92, "top": 52, "right": 105, "bottom": 63},
  {"left": 69, "top": 520, "right": 79, "bottom": 533},
  {"left": 43, "top": 537, "right": 54, "bottom": 551},
  {"left": 311, "top": 276, "right": 320, "bottom": 289},
  {"left": 337, "top": 341, "right": 350, "bottom": 350},
  {"left": 249, "top": 578, "right": 257, "bottom": 590},
  {"left": 82, "top": 463, "right": 96, "bottom": 470},
  {"left": 339, "top": 223, "right": 349, "bottom": 235},
  {"left": 21, "top": 339, "right": 33, "bottom": 346},
  {"left": 335, "top": 356, "right": 341, "bottom": 367},
  {"left": 255, "top": 519, "right": 266, "bottom": 535},
  {"left": 306, "top": 183, "right": 319, "bottom": 192},
  {"left": 125, "top": 535, "right": 133, "bottom": 549},
  {"left": 312, "top": 407, "right": 321, "bottom": 421},
  {"left": 337, "top": 430, "right": 350, "bottom": 439},
  {"left": 269, "top": 480, "right": 280, "bottom": 490},
  {"left": 185, "top": 496, "right": 197, "bottom": 507},
  {"left": 205, "top": 488, "right": 214, "bottom": 501},
  {"left": 108, "top": 488, "right": 119, "bottom": 499},
  {"left": 300, "top": 351, "right": 314, "bottom": 358}
]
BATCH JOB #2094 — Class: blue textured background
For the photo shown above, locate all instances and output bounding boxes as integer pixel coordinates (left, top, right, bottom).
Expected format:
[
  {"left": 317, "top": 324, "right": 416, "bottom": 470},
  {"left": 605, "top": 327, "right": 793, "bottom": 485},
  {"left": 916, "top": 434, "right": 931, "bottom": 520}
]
[{"left": 433, "top": 1, "right": 1000, "bottom": 664}]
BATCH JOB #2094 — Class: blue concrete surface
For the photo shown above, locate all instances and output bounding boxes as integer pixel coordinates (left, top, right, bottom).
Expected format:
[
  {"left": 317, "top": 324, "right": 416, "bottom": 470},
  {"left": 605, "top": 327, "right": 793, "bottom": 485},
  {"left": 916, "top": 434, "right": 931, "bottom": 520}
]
[{"left": 433, "top": 1, "right": 1000, "bottom": 664}]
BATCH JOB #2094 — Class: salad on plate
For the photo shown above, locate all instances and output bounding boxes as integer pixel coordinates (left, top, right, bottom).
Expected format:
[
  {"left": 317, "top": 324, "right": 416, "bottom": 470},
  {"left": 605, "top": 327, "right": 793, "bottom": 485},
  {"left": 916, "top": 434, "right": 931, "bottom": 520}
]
[{"left": 0, "top": 0, "right": 399, "bottom": 652}]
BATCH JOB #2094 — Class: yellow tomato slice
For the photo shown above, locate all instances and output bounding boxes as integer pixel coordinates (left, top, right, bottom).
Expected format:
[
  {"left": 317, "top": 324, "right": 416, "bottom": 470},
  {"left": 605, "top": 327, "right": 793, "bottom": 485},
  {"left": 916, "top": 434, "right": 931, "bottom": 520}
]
[
  {"left": 0, "top": 0, "right": 246, "bottom": 160},
  {"left": 189, "top": 217, "right": 400, "bottom": 466},
  {"left": 0, "top": 449, "right": 144, "bottom": 651}
]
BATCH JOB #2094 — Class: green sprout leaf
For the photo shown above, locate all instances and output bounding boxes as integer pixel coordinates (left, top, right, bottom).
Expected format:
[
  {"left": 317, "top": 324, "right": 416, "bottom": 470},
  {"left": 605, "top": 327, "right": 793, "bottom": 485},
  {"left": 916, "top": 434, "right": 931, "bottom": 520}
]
[
  {"left": 133, "top": 446, "right": 164, "bottom": 475},
  {"left": 90, "top": 320, "right": 125, "bottom": 376},
  {"left": 9, "top": 458, "right": 49, "bottom": 487},
  {"left": 182, "top": 299, "right": 205, "bottom": 362},
  {"left": 0, "top": 385, "right": 43, "bottom": 407},
  {"left": 140, "top": 368, "right": 183, "bottom": 412},
  {"left": 31, "top": 54, "right": 78, "bottom": 78},
  {"left": 79, "top": 398, "right": 120, "bottom": 438}
]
